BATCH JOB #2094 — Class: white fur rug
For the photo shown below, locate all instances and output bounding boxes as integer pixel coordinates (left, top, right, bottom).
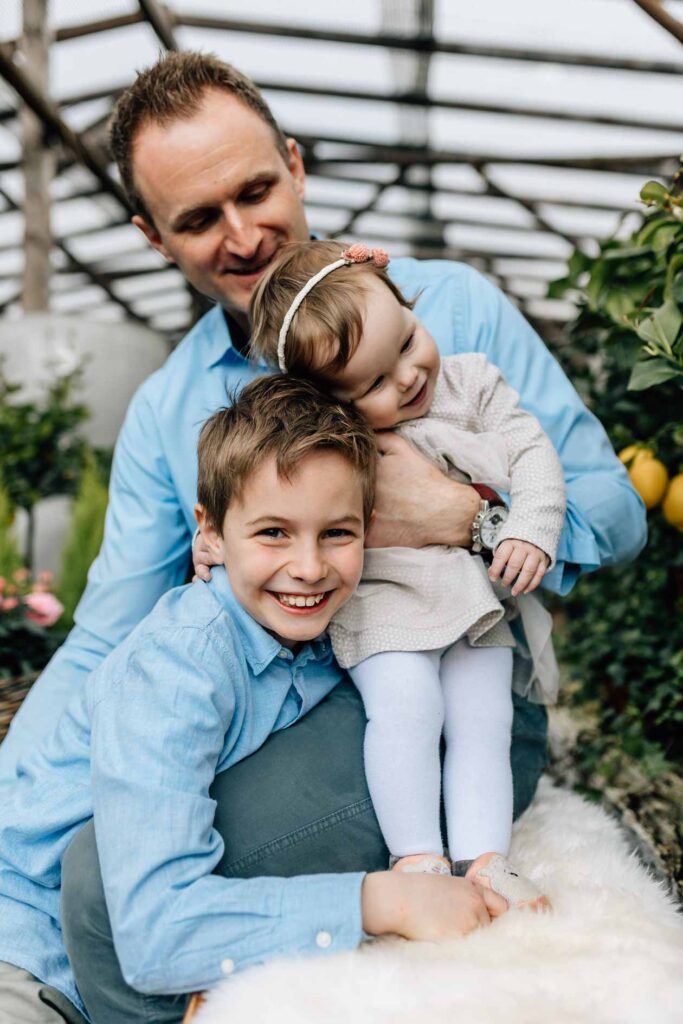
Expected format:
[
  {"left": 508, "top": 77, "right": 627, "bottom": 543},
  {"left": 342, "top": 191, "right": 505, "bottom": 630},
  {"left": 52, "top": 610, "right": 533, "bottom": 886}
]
[{"left": 195, "top": 778, "right": 683, "bottom": 1024}]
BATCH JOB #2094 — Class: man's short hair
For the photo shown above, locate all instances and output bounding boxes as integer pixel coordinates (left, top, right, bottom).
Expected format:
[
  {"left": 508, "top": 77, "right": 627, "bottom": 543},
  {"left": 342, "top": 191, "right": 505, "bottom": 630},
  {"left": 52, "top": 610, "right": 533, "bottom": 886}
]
[
  {"left": 250, "top": 240, "right": 413, "bottom": 382},
  {"left": 109, "top": 51, "right": 289, "bottom": 222},
  {"left": 197, "top": 374, "right": 377, "bottom": 532}
]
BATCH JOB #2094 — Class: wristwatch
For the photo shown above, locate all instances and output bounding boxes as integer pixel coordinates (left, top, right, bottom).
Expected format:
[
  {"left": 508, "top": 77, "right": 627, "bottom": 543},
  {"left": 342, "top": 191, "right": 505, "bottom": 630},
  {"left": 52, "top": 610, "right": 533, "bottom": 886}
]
[{"left": 470, "top": 484, "right": 509, "bottom": 555}]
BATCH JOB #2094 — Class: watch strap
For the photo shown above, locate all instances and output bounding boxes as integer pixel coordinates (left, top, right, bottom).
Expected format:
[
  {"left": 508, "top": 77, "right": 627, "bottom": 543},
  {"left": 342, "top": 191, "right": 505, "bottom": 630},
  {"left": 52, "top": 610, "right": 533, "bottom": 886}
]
[{"left": 471, "top": 483, "right": 506, "bottom": 508}]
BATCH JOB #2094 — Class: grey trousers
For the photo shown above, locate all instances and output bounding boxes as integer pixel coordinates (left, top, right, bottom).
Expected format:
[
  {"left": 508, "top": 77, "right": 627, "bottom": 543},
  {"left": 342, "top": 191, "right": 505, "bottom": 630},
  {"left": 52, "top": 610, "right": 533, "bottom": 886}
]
[
  {"left": 61, "top": 680, "right": 547, "bottom": 1024},
  {"left": 0, "top": 963, "right": 87, "bottom": 1024}
]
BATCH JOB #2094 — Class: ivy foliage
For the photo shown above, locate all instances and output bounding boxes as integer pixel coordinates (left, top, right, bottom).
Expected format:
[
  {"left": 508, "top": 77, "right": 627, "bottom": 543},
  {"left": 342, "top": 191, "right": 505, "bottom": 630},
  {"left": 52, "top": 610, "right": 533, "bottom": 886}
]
[
  {"left": 550, "top": 172, "right": 683, "bottom": 768},
  {"left": 0, "top": 367, "right": 89, "bottom": 514}
]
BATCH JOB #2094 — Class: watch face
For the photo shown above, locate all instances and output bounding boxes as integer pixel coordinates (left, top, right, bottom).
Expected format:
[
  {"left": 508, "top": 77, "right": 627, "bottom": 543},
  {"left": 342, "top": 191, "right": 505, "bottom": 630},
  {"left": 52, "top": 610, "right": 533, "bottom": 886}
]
[{"left": 481, "top": 507, "right": 509, "bottom": 550}]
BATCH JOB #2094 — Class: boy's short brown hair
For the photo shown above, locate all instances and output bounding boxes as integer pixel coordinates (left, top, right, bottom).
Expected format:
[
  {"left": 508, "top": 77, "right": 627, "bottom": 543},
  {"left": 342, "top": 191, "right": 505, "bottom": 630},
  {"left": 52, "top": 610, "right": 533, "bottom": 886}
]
[
  {"left": 197, "top": 374, "right": 376, "bottom": 532},
  {"left": 249, "top": 240, "right": 412, "bottom": 382},
  {"left": 109, "top": 51, "right": 289, "bottom": 222}
]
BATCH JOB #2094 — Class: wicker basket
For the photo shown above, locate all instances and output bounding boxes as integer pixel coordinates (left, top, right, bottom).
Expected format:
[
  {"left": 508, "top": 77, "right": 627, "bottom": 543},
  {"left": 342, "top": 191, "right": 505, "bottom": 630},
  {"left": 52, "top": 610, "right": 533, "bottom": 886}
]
[{"left": 0, "top": 673, "right": 37, "bottom": 743}]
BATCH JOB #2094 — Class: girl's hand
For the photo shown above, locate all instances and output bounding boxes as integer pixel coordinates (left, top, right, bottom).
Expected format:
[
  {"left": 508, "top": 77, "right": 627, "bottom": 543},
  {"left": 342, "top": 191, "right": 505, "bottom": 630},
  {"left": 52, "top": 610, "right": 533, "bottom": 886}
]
[
  {"left": 488, "top": 539, "right": 549, "bottom": 596},
  {"left": 361, "top": 871, "right": 506, "bottom": 942},
  {"left": 191, "top": 529, "right": 218, "bottom": 583}
]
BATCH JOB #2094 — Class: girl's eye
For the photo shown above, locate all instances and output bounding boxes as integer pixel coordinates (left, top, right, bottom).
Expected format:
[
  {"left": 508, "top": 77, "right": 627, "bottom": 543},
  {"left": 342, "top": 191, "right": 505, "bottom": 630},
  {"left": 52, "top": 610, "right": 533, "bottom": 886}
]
[
  {"left": 324, "top": 528, "right": 353, "bottom": 539},
  {"left": 257, "top": 528, "right": 284, "bottom": 538},
  {"left": 367, "top": 376, "right": 384, "bottom": 394},
  {"left": 400, "top": 334, "right": 414, "bottom": 353}
]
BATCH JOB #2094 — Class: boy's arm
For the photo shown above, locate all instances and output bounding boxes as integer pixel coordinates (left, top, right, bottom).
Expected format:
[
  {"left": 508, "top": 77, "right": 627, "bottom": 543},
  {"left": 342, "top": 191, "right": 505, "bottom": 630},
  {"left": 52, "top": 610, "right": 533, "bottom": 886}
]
[
  {"left": 460, "top": 266, "right": 647, "bottom": 594},
  {"left": 0, "top": 389, "right": 191, "bottom": 776},
  {"left": 89, "top": 631, "right": 366, "bottom": 996}
]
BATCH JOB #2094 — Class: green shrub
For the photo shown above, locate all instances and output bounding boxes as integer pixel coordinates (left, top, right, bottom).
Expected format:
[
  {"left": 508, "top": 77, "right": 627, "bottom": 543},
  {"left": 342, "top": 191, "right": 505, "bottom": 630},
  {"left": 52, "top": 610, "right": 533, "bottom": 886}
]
[
  {"left": 0, "top": 484, "right": 21, "bottom": 580},
  {"left": 551, "top": 171, "right": 683, "bottom": 768},
  {"left": 57, "top": 455, "right": 108, "bottom": 628}
]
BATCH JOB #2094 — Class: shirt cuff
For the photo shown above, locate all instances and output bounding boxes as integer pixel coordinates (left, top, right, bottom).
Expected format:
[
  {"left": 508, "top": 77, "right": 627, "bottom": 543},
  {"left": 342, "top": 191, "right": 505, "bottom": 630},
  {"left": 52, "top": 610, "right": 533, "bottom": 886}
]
[{"left": 276, "top": 871, "right": 367, "bottom": 962}]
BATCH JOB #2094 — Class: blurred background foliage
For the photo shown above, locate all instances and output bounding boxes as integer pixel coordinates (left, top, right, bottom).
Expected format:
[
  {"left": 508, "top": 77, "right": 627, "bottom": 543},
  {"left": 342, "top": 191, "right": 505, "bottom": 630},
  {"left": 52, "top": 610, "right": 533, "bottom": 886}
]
[{"left": 550, "top": 171, "right": 683, "bottom": 775}]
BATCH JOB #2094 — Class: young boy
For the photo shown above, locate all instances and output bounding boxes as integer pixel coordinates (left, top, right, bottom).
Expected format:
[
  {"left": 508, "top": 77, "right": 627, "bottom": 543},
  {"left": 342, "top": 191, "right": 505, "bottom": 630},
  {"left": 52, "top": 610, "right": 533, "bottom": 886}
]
[{"left": 0, "top": 375, "right": 502, "bottom": 1024}]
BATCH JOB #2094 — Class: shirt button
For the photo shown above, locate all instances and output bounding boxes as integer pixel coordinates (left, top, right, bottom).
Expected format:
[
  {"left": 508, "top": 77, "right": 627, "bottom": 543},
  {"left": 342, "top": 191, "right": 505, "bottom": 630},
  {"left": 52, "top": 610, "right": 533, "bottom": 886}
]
[
  {"left": 279, "top": 648, "right": 289, "bottom": 659},
  {"left": 315, "top": 931, "right": 332, "bottom": 949},
  {"left": 220, "top": 958, "right": 235, "bottom": 975}
]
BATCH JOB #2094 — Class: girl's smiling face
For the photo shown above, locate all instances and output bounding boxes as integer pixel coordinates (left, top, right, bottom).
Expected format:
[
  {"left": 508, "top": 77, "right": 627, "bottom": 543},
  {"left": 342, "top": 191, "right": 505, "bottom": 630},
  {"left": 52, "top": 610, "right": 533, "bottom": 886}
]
[{"left": 328, "top": 276, "right": 440, "bottom": 430}]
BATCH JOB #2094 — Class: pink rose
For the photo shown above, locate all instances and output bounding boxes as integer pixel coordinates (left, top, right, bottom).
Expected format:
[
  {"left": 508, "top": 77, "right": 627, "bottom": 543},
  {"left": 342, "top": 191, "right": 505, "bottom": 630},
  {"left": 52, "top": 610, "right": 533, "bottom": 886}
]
[
  {"left": 23, "top": 591, "right": 64, "bottom": 628},
  {"left": 2, "top": 597, "right": 19, "bottom": 612}
]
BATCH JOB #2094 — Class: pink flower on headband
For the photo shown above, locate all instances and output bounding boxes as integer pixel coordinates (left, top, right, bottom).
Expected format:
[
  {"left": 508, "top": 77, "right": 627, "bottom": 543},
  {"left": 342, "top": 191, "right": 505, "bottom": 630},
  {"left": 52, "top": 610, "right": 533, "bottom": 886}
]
[{"left": 341, "top": 244, "right": 390, "bottom": 268}]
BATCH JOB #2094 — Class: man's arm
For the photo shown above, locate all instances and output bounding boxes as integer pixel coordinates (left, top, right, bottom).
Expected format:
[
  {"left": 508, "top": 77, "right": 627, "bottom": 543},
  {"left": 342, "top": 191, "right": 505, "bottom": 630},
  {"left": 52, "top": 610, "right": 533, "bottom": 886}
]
[
  {"left": 369, "top": 264, "right": 647, "bottom": 594},
  {"left": 0, "top": 388, "right": 191, "bottom": 777}
]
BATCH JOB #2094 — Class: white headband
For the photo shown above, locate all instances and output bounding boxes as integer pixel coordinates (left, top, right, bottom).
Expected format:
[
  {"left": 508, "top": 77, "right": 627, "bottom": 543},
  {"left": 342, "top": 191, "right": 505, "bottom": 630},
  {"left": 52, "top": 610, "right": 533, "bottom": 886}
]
[{"left": 276, "top": 244, "right": 390, "bottom": 373}]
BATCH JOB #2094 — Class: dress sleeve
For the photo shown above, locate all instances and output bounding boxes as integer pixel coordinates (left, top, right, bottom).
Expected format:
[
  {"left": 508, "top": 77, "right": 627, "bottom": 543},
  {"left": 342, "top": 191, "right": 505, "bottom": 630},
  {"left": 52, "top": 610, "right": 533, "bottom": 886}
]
[
  {"left": 457, "top": 266, "right": 646, "bottom": 592},
  {"left": 445, "top": 354, "right": 566, "bottom": 567},
  {"left": 90, "top": 630, "right": 365, "bottom": 995}
]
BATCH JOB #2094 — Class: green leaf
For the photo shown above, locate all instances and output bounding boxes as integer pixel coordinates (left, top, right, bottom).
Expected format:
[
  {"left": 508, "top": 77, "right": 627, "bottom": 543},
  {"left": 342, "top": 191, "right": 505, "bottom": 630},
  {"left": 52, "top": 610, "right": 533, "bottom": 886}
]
[
  {"left": 651, "top": 223, "right": 680, "bottom": 252},
  {"left": 628, "top": 357, "right": 683, "bottom": 390},
  {"left": 673, "top": 273, "right": 683, "bottom": 305},
  {"left": 664, "top": 253, "right": 683, "bottom": 300},
  {"left": 640, "top": 180, "right": 668, "bottom": 204},
  {"left": 634, "top": 300, "right": 682, "bottom": 348}
]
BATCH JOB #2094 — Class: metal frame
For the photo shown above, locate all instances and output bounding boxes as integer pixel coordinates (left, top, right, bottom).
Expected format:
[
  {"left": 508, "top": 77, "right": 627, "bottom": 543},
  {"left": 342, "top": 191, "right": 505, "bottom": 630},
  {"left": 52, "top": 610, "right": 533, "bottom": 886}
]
[{"left": 0, "top": 0, "right": 680, "bottom": 337}]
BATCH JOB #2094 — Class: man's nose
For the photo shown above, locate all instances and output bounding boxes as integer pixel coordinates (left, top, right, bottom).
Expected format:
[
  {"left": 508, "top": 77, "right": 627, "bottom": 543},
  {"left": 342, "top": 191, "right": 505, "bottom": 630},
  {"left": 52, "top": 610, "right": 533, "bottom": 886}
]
[{"left": 222, "top": 207, "right": 263, "bottom": 261}]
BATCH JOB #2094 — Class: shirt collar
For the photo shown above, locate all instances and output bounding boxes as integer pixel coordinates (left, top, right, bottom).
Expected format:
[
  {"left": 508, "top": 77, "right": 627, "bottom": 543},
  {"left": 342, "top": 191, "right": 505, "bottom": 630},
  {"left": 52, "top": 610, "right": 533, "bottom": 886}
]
[
  {"left": 200, "top": 305, "right": 250, "bottom": 371},
  {"left": 207, "top": 567, "right": 332, "bottom": 674}
]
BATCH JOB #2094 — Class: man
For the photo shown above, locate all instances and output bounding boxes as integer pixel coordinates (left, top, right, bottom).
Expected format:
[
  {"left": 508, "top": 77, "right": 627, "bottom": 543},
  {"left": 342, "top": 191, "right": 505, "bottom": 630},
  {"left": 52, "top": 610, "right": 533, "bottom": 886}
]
[{"left": 0, "top": 51, "right": 645, "bottom": 1021}]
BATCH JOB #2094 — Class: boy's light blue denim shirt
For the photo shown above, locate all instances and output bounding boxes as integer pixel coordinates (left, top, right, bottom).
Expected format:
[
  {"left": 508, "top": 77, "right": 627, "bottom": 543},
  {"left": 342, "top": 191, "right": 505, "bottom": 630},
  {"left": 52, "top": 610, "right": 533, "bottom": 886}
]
[
  {"left": 1, "top": 258, "right": 647, "bottom": 772},
  {"left": 0, "top": 567, "right": 359, "bottom": 1015}
]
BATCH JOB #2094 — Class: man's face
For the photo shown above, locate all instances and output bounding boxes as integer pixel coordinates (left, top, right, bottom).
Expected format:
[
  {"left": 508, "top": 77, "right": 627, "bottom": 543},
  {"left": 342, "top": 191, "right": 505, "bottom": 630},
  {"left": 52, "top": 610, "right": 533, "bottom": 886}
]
[
  {"left": 198, "top": 451, "right": 366, "bottom": 649},
  {"left": 131, "top": 88, "right": 310, "bottom": 322}
]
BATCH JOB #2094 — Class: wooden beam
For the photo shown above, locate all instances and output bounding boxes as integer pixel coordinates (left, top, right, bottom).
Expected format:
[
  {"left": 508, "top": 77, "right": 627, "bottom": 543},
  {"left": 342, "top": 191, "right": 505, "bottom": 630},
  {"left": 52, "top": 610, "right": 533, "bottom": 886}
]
[
  {"left": 55, "top": 13, "right": 143, "bottom": 42},
  {"left": 301, "top": 132, "right": 675, "bottom": 175},
  {"left": 177, "top": 13, "right": 683, "bottom": 75},
  {"left": 20, "top": 0, "right": 52, "bottom": 312},
  {"left": 0, "top": 187, "right": 147, "bottom": 324},
  {"left": 137, "top": 0, "right": 179, "bottom": 51},
  {"left": 632, "top": 0, "right": 683, "bottom": 45},
  {"left": 256, "top": 76, "right": 683, "bottom": 134},
  {"left": 307, "top": 166, "right": 640, "bottom": 213},
  {"left": 0, "top": 42, "right": 130, "bottom": 211}
]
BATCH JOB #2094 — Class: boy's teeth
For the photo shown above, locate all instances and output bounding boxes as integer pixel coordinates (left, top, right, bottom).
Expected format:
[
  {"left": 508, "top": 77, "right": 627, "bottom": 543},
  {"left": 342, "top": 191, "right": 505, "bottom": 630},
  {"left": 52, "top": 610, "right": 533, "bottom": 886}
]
[{"left": 278, "top": 593, "right": 325, "bottom": 607}]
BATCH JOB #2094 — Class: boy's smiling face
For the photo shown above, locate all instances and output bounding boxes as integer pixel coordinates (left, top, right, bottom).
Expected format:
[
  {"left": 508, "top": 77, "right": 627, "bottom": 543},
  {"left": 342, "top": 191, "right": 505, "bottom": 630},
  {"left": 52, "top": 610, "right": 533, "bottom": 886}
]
[{"left": 198, "top": 450, "right": 366, "bottom": 648}]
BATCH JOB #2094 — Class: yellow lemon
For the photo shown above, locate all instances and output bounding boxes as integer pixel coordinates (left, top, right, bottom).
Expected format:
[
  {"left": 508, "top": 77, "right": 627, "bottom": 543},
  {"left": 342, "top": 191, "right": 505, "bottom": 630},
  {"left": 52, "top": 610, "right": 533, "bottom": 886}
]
[
  {"left": 628, "top": 455, "right": 669, "bottom": 509},
  {"left": 662, "top": 474, "right": 683, "bottom": 529},
  {"left": 618, "top": 444, "right": 652, "bottom": 466}
]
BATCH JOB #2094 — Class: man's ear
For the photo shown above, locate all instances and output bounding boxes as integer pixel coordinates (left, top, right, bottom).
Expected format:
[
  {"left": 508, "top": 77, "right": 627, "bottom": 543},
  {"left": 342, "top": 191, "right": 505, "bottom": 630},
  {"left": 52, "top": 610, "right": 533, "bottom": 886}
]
[
  {"left": 193, "top": 504, "right": 224, "bottom": 559},
  {"left": 132, "top": 214, "right": 175, "bottom": 264},
  {"left": 285, "top": 138, "right": 305, "bottom": 201}
]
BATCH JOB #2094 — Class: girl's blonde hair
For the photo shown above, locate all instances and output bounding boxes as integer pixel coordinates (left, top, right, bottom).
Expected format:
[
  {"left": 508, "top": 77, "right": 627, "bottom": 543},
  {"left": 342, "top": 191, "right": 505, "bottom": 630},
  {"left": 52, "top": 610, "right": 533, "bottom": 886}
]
[{"left": 249, "top": 240, "right": 412, "bottom": 381}]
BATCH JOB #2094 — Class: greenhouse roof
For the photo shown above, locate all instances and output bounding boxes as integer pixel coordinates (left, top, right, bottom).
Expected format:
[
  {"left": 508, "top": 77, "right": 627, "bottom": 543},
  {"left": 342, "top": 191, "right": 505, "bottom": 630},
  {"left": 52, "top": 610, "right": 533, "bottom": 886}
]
[{"left": 1, "top": 0, "right": 682, "bottom": 342}]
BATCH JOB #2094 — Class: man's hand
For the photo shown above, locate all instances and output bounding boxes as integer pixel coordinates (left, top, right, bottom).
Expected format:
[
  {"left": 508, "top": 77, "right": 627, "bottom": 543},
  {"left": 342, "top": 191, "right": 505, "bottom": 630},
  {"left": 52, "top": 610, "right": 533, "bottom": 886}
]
[
  {"left": 361, "top": 871, "right": 506, "bottom": 942},
  {"left": 191, "top": 530, "right": 217, "bottom": 583},
  {"left": 488, "top": 539, "right": 549, "bottom": 596},
  {"left": 366, "top": 433, "right": 480, "bottom": 550}
]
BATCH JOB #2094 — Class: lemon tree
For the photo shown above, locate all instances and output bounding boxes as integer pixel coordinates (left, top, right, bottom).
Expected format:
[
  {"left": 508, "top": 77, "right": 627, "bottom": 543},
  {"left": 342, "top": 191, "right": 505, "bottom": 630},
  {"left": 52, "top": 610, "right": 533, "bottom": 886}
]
[{"left": 550, "top": 170, "right": 683, "bottom": 771}]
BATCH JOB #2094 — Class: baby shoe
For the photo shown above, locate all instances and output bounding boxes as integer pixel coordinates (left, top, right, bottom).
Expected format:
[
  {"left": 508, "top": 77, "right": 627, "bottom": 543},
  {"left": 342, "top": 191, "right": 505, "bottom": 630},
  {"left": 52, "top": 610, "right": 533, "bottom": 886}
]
[
  {"left": 466, "top": 852, "right": 551, "bottom": 911},
  {"left": 390, "top": 853, "right": 451, "bottom": 875}
]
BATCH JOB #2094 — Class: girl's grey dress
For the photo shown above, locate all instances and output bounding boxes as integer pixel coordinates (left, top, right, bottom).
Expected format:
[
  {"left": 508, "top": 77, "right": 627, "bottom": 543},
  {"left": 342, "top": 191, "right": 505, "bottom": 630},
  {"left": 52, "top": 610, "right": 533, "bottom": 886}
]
[{"left": 328, "top": 353, "right": 566, "bottom": 704}]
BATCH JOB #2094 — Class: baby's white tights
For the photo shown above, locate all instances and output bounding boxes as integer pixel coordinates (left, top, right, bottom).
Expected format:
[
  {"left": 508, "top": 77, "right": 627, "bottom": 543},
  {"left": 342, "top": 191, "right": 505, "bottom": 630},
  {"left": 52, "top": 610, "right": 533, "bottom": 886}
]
[{"left": 351, "top": 641, "right": 514, "bottom": 862}]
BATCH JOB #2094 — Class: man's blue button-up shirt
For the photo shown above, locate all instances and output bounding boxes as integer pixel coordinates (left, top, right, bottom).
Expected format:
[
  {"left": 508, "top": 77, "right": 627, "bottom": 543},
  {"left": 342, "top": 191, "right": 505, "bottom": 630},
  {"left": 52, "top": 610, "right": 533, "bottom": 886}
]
[
  {"left": 0, "top": 567, "right": 358, "bottom": 1015},
  {"left": 0, "top": 258, "right": 646, "bottom": 772}
]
